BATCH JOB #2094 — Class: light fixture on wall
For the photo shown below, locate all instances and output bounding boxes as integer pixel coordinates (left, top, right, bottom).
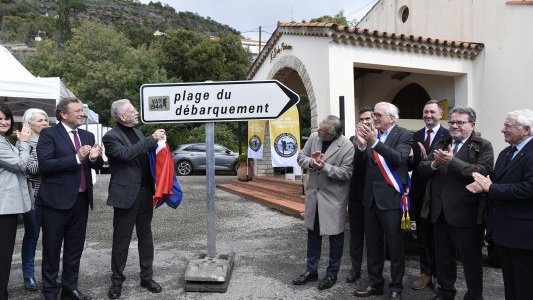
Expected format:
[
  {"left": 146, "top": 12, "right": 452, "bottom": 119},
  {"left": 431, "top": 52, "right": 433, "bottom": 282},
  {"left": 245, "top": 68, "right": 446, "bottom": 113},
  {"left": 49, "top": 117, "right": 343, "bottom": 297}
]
[{"left": 391, "top": 72, "right": 410, "bottom": 81}]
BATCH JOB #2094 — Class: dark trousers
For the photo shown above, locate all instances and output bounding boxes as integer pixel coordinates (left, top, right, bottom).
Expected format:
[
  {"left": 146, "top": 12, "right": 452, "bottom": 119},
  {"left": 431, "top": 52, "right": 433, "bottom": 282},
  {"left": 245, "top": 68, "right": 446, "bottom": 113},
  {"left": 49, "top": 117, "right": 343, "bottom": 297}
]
[
  {"left": 111, "top": 185, "right": 154, "bottom": 286},
  {"left": 41, "top": 192, "right": 89, "bottom": 300},
  {"left": 498, "top": 246, "right": 533, "bottom": 300},
  {"left": 306, "top": 209, "right": 344, "bottom": 278},
  {"left": 364, "top": 203, "right": 405, "bottom": 293},
  {"left": 22, "top": 207, "right": 42, "bottom": 280},
  {"left": 433, "top": 214, "right": 483, "bottom": 300},
  {"left": 415, "top": 213, "right": 435, "bottom": 276},
  {"left": 348, "top": 195, "right": 364, "bottom": 278},
  {"left": 0, "top": 214, "right": 18, "bottom": 300}
]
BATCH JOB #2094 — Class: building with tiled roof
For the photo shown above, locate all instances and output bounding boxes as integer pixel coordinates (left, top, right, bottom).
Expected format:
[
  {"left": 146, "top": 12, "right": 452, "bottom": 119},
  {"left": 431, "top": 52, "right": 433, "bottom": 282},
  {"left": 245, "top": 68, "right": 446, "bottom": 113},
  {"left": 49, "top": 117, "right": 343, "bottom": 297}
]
[{"left": 247, "top": 0, "right": 533, "bottom": 175}]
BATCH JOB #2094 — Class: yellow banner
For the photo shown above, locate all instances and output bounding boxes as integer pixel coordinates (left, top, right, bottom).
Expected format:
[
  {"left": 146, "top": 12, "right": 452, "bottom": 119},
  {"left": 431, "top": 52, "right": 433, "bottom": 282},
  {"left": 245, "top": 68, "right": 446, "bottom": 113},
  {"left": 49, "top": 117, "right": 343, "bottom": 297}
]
[
  {"left": 247, "top": 120, "right": 266, "bottom": 159},
  {"left": 269, "top": 106, "right": 300, "bottom": 167}
]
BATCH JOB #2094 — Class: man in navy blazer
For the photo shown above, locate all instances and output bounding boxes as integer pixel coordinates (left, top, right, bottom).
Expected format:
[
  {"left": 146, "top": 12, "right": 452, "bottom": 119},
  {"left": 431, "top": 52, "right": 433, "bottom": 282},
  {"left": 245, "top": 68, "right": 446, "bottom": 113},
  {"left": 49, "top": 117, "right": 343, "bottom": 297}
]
[
  {"left": 468, "top": 109, "right": 533, "bottom": 300},
  {"left": 408, "top": 100, "right": 449, "bottom": 291},
  {"left": 37, "top": 98, "right": 103, "bottom": 300}
]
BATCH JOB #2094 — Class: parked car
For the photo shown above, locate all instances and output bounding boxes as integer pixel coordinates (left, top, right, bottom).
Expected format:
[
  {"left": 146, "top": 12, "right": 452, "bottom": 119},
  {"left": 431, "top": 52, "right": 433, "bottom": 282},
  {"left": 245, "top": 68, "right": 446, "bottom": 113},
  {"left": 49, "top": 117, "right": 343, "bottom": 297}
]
[{"left": 172, "top": 143, "right": 238, "bottom": 176}]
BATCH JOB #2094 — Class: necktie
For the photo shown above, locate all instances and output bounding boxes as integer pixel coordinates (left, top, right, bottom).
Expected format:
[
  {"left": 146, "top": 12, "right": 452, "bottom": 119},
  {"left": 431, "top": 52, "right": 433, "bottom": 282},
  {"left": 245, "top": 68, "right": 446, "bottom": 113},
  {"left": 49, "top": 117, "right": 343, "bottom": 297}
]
[
  {"left": 424, "top": 129, "right": 433, "bottom": 152},
  {"left": 452, "top": 140, "right": 461, "bottom": 155},
  {"left": 505, "top": 146, "right": 517, "bottom": 167},
  {"left": 72, "top": 130, "right": 87, "bottom": 192}
]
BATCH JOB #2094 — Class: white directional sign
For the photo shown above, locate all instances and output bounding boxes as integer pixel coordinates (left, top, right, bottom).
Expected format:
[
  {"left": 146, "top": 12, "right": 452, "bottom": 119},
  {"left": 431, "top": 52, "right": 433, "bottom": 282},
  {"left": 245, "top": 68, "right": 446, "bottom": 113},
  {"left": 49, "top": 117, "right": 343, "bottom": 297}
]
[{"left": 140, "top": 80, "right": 299, "bottom": 123}]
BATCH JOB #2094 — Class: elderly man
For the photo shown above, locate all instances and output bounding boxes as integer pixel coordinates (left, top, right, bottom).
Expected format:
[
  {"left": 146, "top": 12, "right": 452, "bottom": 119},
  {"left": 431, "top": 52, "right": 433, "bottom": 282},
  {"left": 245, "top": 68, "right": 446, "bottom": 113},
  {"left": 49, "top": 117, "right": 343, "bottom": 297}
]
[
  {"left": 102, "top": 99, "right": 166, "bottom": 299},
  {"left": 293, "top": 115, "right": 354, "bottom": 290},
  {"left": 468, "top": 109, "right": 533, "bottom": 300},
  {"left": 419, "top": 106, "right": 493, "bottom": 300},
  {"left": 409, "top": 100, "right": 450, "bottom": 291},
  {"left": 353, "top": 102, "right": 412, "bottom": 300}
]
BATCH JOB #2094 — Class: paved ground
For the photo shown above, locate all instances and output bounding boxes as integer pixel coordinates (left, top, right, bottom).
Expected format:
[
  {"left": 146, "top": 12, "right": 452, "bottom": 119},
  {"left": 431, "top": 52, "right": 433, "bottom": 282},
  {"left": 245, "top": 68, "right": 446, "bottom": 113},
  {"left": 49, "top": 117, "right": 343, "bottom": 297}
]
[{"left": 8, "top": 175, "right": 504, "bottom": 299}]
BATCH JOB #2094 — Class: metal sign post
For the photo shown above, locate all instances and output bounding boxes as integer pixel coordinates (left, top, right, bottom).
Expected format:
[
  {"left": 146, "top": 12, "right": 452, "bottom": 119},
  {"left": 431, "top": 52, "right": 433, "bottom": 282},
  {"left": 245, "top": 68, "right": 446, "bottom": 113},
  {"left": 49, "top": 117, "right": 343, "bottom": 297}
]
[{"left": 140, "top": 80, "right": 299, "bottom": 292}]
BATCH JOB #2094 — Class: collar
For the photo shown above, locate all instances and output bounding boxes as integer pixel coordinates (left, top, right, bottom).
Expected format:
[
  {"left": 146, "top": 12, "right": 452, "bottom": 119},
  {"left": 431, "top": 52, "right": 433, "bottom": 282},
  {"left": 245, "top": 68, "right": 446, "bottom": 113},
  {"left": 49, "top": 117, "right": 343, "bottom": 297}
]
[
  {"left": 514, "top": 136, "right": 533, "bottom": 152},
  {"left": 61, "top": 122, "right": 77, "bottom": 133},
  {"left": 426, "top": 123, "right": 441, "bottom": 134},
  {"left": 379, "top": 124, "right": 396, "bottom": 136}
]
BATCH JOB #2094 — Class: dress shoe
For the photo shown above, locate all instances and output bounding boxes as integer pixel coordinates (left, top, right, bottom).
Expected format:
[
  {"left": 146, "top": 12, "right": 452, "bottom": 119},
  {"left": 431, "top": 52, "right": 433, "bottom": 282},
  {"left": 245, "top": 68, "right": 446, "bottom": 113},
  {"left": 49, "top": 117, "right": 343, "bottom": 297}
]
[
  {"left": 140, "top": 279, "right": 162, "bottom": 293},
  {"left": 411, "top": 273, "right": 432, "bottom": 290},
  {"left": 317, "top": 275, "right": 336, "bottom": 290},
  {"left": 60, "top": 289, "right": 92, "bottom": 300},
  {"left": 346, "top": 270, "right": 360, "bottom": 283},
  {"left": 24, "top": 277, "right": 38, "bottom": 291},
  {"left": 389, "top": 291, "right": 402, "bottom": 300},
  {"left": 107, "top": 285, "right": 122, "bottom": 299},
  {"left": 354, "top": 285, "right": 384, "bottom": 297},
  {"left": 292, "top": 271, "right": 318, "bottom": 285}
]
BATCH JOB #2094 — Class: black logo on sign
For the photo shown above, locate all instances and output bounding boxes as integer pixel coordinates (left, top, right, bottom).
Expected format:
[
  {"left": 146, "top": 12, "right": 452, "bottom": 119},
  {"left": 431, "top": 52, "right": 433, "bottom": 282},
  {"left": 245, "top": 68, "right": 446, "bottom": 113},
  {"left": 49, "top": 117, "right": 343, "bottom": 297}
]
[
  {"left": 274, "top": 133, "right": 298, "bottom": 158},
  {"left": 249, "top": 135, "right": 262, "bottom": 152}
]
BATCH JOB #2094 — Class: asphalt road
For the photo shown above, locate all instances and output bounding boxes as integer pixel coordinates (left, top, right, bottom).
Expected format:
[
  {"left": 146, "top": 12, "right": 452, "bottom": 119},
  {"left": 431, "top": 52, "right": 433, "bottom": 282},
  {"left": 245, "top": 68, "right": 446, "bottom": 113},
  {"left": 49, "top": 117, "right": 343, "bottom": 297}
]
[{"left": 8, "top": 175, "right": 505, "bottom": 299}]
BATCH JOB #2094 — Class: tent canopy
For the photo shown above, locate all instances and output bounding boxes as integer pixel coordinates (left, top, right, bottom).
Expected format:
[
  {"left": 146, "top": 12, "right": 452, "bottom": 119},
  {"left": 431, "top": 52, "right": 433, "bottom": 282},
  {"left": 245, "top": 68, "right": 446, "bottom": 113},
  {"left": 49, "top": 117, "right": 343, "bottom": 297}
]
[{"left": 0, "top": 45, "right": 79, "bottom": 121}]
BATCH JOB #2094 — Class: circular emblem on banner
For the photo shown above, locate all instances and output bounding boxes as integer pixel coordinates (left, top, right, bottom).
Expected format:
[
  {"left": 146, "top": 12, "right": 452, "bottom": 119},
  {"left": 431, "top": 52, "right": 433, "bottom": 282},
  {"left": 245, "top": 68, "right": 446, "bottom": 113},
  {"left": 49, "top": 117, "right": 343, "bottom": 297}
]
[
  {"left": 249, "top": 135, "right": 262, "bottom": 152},
  {"left": 274, "top": 133, "right": 298, "bottom": 158}
]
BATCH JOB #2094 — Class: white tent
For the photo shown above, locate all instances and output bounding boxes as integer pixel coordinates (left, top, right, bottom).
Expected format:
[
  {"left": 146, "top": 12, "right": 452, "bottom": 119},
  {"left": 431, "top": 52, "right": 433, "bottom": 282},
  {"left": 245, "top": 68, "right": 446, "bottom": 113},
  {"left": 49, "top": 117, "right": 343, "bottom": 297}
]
[{"left": 0, "top": 45, "right": 76, "bottom": 121}]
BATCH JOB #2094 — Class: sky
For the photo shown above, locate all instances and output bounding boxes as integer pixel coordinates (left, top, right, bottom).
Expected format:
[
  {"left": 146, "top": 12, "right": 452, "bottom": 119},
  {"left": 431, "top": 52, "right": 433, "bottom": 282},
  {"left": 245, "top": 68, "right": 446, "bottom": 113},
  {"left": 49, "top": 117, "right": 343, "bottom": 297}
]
[{"left": 140, "top": 0, "right": 378, "bottom": 40}]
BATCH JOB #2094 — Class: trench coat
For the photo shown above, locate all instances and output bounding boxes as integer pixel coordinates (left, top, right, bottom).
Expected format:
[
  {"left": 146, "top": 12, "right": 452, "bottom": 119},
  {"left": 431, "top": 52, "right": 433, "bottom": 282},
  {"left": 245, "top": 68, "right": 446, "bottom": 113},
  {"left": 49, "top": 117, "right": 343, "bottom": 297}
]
[{"left": 297, "top": 132, "right": 354, "bottom": 235}]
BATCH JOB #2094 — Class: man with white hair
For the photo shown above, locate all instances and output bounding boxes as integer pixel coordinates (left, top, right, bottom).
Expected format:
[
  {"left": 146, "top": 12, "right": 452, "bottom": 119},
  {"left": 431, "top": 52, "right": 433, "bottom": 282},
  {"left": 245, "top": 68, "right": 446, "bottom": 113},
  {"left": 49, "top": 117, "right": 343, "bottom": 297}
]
[
  {"left": 102, "top": 99, "right": 166, "bottom": 299},
  {"left": 353, "top": 102, "right": 412, "bottom": 300},
  {"left": 468, "top": 109, "right": 533, "bottom": 300}
]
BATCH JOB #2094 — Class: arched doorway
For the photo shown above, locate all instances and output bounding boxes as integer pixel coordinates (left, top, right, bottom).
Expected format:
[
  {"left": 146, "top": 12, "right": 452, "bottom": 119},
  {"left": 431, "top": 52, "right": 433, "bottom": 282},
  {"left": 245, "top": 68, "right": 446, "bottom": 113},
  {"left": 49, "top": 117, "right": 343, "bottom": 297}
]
[{"left": 392, "top": 83, "right": 430, "bottom": 119}]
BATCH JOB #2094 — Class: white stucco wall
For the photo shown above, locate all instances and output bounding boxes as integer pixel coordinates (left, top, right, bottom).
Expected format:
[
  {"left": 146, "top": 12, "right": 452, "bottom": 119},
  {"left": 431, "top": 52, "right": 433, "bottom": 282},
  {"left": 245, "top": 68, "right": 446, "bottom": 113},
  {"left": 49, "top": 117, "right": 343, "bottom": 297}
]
[{"left": 360, "top": 0, "right": 533, "bottom": 152}]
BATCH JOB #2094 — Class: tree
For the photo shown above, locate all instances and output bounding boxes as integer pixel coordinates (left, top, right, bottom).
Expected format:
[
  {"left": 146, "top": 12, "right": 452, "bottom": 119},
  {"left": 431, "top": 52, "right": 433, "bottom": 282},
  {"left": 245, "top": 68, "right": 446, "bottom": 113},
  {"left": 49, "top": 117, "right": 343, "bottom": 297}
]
[
  {"left": 56, "top": 0, "right": 71, "bottom": 49},
  {"left": 309, "top": 11, "right": 348, "bottom": 25}
]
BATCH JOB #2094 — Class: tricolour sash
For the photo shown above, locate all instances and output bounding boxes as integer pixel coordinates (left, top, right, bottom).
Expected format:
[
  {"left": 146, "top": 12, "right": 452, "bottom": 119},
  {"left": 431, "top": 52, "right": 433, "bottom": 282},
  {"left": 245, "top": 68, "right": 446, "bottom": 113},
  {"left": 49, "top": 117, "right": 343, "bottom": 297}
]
[{"left": 373, "top": 150, "right": 412, "bottom": 230}]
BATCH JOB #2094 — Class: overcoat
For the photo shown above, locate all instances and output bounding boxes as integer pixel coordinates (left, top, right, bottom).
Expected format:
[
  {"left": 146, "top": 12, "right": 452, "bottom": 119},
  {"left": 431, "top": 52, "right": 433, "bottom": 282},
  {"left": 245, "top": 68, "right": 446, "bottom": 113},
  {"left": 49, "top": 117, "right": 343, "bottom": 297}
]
[{"left": 0, "top": 135, "right": 31, "bottom": 214}]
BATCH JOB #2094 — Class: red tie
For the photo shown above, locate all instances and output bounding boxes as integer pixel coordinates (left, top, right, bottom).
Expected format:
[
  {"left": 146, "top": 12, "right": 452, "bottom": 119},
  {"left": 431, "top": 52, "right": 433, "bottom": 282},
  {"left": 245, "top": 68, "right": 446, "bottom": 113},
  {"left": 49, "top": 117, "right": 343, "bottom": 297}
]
[
  {"left": 424, "top": 129, "right": 433, "bottom": 152},
  {"left": 72, "top": 130, "right": 87, "bottom": 192}
]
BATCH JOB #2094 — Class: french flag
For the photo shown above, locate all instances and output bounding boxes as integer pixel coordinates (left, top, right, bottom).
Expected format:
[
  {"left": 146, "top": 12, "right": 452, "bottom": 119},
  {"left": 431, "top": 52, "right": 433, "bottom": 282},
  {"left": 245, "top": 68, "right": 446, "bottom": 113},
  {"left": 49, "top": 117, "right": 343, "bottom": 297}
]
[{"left": 149, "top": 139, "right": 183, "bottom": 208}]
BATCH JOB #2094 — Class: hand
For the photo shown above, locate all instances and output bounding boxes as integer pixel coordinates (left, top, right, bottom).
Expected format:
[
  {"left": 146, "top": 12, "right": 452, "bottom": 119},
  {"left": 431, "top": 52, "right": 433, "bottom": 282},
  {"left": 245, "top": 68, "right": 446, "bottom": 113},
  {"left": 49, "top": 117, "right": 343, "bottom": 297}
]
[
  {"left": 77, "top": 145, "right": 91, "bottom": 160},
  {"left": 354, "top": 125, "right": 367, "bottom": 148},
  {"left": 152, "top": 129, "right": 166, "bottom": 141},
  {"left": 16, "top": 123, "right": 32, "bottom": 142},
  {"left": 433, "top": 145, "right": 453, "bottom": 166},
  {"left": 417, "top": 142, "right": 428, "bottom": 160},
  {"left": 89, "top": 144, "right": 102, "bottom": 160},
  {"left": 472, "top": 172, "right": 492, "bottom": 192},
  {"left": 466, "top": 181, "right": 484, "bottom": 193}
]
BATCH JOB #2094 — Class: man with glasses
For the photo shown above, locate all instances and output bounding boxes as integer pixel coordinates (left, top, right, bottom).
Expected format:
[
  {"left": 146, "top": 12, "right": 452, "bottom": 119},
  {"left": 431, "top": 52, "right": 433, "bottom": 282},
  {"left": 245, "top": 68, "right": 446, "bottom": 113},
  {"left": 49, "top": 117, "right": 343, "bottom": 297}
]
[
  {"left": 353, "top": 102, "right": 412, "bottom": 300},
  {"left": 468, "top": 109, "right": 533, "bottom": 300},
  {"left": 293, "top": 115, "right": 354, "bottom": 290},
  {"left": 409, "top": 100, "right": 450, "bottom": 292},
  {"left": 418, "top": 106, "right": 493, "bottom": 300}
]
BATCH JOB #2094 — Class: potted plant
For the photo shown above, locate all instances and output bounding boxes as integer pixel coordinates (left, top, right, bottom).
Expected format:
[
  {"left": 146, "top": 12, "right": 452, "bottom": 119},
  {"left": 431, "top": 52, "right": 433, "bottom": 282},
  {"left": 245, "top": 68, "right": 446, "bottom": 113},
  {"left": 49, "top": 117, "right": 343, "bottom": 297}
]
[{"left": 236, "top": 153, "right": 253, "bottom": 181}]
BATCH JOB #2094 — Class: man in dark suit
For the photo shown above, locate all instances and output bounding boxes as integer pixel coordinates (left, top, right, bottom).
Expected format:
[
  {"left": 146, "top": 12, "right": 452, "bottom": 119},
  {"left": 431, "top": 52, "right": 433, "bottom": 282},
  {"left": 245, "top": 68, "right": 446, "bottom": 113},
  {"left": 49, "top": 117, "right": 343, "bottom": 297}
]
[
  {"left": 37, "top": 98, "right": 103, "bottom": 300},
  {"left": 102, "top": 99, "right": 166, "bottom": 299},
  {"left": 409, "top": 100, "right": 450, "bottom": 291},
  {"left": 354, "top": 102, "right": 413, "bottom": 300},
  {"left": 468, "top": 109, "right": 533, "bottom": 300},
  {"left": 418, "top": 106, "right": 493, "bottom": 300},
  {"left": 346, "top": 106, "right": 374, "bottom": 284}
]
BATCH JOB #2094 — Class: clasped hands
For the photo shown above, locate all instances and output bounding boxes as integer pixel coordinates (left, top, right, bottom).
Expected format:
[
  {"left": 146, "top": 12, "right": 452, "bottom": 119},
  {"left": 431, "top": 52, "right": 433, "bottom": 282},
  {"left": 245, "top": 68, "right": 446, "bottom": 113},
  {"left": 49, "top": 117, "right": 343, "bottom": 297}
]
[
  {"left": 431, "top": 145, "right": 454, "bottom": 168},
  {"left": 77, "top": 144, "right": 102, "bottom": 161},
  {"left": 354, "top": 123, "right": 377, "bottom": 148},
  {"left": 466, "top": 172, "right": 492, "bottom": 194},
  {"left": 309, "top": 151, "right": 324, "bottom": 171}
]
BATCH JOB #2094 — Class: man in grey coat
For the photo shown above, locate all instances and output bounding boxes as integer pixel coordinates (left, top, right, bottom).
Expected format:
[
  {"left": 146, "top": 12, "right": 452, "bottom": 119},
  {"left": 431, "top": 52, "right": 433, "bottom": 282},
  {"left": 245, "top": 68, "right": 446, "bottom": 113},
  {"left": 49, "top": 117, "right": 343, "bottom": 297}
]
[
  {"left": 293, "top": 115, "right": 354, "bottom": 290},
  {"left": 102, "top": 99, "right": 166, "bottom": 299}
]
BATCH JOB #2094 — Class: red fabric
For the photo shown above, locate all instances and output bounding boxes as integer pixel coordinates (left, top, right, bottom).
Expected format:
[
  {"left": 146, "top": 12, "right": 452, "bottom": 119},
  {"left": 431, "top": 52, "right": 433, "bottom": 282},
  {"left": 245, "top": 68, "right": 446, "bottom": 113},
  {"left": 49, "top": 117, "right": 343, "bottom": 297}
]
[{"left": 153, "top": 143, "right": 175, "bottom": 207}]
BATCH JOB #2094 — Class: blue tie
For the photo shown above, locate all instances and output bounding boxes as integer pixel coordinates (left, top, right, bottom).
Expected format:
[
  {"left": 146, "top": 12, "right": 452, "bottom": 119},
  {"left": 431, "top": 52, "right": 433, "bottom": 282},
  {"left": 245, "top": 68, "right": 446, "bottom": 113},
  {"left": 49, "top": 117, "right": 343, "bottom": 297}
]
[{"left": 452, "top": 140, "right": 461, "bottom": 155}]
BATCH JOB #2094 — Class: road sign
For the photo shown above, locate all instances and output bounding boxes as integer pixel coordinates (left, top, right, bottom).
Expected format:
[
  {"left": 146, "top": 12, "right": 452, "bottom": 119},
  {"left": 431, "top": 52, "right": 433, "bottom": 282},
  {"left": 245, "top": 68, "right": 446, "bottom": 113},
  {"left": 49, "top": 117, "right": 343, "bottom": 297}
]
[{"left": 140, "top": 80, "right": 299, "bottom": 123}]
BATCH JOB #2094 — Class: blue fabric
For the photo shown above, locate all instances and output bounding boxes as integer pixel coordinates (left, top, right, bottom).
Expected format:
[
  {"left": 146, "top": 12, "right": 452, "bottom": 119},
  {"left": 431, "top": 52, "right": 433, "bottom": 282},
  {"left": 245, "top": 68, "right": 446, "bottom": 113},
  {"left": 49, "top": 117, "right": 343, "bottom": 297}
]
[
  {"left": 148, "top": 150, "right": 183, "bottom": 209},
  {"left": 21, "top": 208, "right": 42, "bottom": 279}
]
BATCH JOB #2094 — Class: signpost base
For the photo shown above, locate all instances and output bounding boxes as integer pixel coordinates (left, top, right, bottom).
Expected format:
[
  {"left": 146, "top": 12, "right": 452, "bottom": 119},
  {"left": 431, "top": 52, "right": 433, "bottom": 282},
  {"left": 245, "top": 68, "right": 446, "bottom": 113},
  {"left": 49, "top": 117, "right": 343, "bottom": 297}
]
[{"left": 184, "top": 252, "right": 235, "bottom": 293}]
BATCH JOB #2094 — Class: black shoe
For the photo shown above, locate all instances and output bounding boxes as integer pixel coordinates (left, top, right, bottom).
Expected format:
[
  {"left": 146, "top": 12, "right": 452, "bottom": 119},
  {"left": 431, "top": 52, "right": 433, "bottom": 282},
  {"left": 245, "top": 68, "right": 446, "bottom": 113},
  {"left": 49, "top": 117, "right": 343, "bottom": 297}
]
[
  {"left": 317, "top": 275, "right": 337, "bottom": 290},
  {"left": 107, "top": 285, "right": 122, "bottom": 299},
  {"left": 346, "top": 270, "right": 360, "bottom": 283},
  {"left": 354, "top": 285, "right": 385, "bottom": 297},
  {"left": 140, "top": 279, "right": 162, "bottom": 293},
  {"left": 292, "top": 271, "right": 318, "bottom": 285},
  {"left": 60, "top": 289, "right": 92, "bottom": 300},
  {"left": 24, "top": 277, "right": 38, "bottom": 291}
]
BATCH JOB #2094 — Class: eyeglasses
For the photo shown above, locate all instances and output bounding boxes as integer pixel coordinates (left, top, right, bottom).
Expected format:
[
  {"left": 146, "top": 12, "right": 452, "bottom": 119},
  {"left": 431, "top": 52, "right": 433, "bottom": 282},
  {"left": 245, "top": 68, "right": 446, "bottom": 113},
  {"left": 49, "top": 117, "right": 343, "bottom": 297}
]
[
  {"left": 317, "top": 128, "right": 332, "bottom": 135},
  {"left": 373, "top": 113, "right": 387, "bottom": 118},
  {"left": 447, "top": 120, "right": 470, "bottom": 127}
]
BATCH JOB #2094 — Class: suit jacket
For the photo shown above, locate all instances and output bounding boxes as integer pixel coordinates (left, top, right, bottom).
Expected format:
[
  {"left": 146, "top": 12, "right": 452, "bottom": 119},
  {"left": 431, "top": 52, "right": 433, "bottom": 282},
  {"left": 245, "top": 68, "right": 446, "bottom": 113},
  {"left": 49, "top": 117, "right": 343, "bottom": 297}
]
[
  {"left": 488, "top": 139, "right": 533, "bottom": 250},
  {"left": 297, "top": 132, "right": 354, "bottom": 235},
  {"left": 0, "top": 136, "right": 31, "bottom": 214},
  {"left": 418, "top": 134, "right": 494, "bottom": 227},
  {"left": 409, "top": 126, "right": 450, "bottom": 214},
  {"left": 358, "top": 125, "right": 413, "bottom": 210},
  {"left": 103, "top": 125, "right": 157, "bottom": 209},
  {"left": 36, "top": 123, "right": 103, "bottom": 210}
]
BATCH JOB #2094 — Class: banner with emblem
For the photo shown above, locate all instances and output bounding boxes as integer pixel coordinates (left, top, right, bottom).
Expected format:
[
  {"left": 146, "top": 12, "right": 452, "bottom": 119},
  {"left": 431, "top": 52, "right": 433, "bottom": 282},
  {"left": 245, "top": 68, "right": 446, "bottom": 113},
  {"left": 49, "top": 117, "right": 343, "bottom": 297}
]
[
  {"left": 269, "top": 106, "right": 300, "bottom": 167},
  {"left": 247, "top": 120, "right": 266, "bottom": 159}
]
